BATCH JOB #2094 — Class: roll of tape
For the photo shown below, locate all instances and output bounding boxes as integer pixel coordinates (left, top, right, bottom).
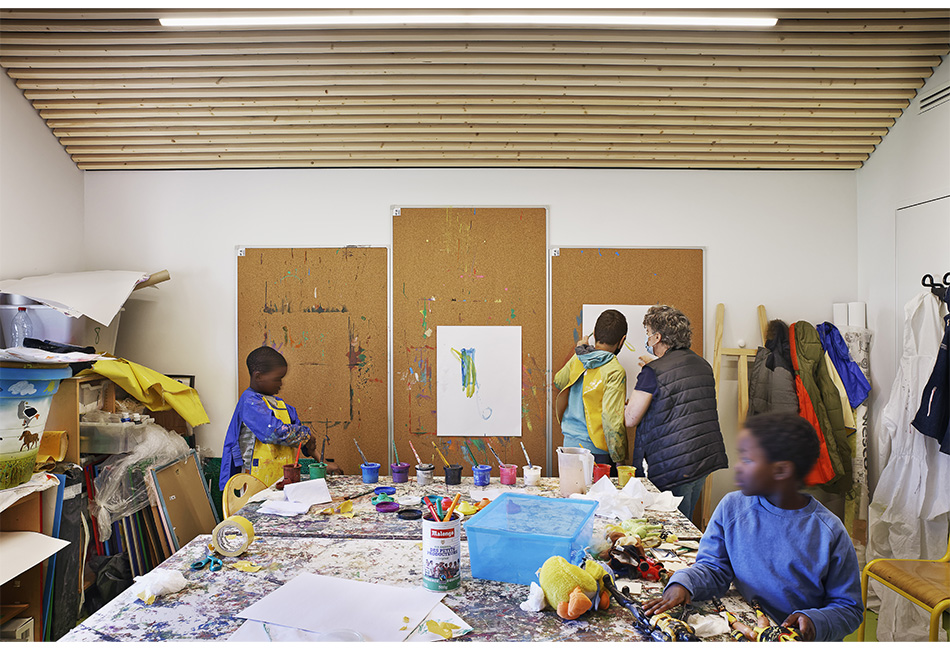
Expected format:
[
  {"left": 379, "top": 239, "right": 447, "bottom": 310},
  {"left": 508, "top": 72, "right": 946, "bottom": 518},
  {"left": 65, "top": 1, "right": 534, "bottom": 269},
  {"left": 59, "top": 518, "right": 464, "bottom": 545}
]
[{"left": 210, "top": 515, "right": 255, "bottom": 557}]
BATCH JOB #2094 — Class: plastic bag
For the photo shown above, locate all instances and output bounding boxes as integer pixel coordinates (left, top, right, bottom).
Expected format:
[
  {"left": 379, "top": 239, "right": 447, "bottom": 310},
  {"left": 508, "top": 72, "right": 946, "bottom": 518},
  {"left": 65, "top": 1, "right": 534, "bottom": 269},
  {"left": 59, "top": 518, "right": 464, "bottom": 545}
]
[{"left": 92, "top": 422, "right": 190, "bottom": 540}]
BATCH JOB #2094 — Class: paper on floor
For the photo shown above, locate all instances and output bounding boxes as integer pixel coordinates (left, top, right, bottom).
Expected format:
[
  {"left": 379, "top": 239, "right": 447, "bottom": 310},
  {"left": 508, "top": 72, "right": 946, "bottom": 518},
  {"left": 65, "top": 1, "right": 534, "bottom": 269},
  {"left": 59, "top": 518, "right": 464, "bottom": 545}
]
[{"left": 237, "top": 573, "right": 445, "bottom": 643}]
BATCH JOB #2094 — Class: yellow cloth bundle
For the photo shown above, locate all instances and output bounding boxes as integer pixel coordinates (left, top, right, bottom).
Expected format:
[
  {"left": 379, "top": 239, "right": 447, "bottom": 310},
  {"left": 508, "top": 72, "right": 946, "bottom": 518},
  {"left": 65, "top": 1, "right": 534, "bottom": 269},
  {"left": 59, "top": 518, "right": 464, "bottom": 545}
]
[{"left": 90, "top": 358, "right": 210, "bottom": 427}]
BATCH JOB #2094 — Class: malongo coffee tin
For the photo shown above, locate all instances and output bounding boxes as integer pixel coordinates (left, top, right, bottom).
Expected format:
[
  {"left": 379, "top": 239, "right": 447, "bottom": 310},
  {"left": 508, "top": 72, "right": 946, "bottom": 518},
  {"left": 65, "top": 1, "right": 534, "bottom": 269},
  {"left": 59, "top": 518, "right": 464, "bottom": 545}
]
[{"left": 422, "top": 512, "right": 461, "bottom": 591}]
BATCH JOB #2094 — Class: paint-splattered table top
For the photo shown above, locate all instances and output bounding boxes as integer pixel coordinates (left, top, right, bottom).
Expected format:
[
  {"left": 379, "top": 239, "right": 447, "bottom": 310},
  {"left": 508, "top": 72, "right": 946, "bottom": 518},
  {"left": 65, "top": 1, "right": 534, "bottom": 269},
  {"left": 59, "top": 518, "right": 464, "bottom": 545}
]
[
  {"left": 60, "top": 532, "right": 755, "bottom": 643},
  {"left": 238, "top": 475, "right": 701, "bottom": 543}
]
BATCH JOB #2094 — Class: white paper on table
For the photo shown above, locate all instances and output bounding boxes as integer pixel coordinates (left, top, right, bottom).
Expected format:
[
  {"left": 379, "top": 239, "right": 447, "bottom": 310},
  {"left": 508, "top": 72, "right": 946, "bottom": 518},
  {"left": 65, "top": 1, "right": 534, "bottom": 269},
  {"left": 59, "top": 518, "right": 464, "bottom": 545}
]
[
  {"left": 257, "top": 500, "right": 311, "bottom": 517},
  {"left": 582, "top": 304, "right": 653, "bottom": 398},
  {"left": 0, "top": 531, "right": 69, "bottom": 584},
  {"left": 246, "top": 487, "right": 281, "bottom": 503},
  {"left": 436, "top": 325, "right": 522, "bottom": 437},
  {"left": 0, "top": 472, "right": 60, "bottom": 513},
  {"left": 0, "top": 347, "right": 107, "bottom": 363},
  {"left": 406, "top": 602, "right": 474, "bottom": 641},
  {"left": 282, "top": 478, "right": 332, "bottom": 508},
  {"left": 0, "top": 270, "right": 148, "bottom": 326},
  {"left": 237, "top": 573, "right": 445, "bottom": 643}
]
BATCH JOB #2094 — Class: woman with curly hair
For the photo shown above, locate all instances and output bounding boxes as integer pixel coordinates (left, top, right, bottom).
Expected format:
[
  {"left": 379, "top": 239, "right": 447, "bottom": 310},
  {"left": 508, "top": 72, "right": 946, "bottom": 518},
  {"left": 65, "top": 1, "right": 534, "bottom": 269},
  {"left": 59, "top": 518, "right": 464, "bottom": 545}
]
[{"left": 625, "top": 305, "right": 728, "bottom": 519}]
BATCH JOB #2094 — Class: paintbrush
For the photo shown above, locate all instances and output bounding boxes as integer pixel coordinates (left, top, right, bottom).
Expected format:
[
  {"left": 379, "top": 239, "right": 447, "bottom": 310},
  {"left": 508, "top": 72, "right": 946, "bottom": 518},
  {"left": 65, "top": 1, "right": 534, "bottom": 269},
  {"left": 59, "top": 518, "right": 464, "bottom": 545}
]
[
  {"left": 520, "top": 441, "right": 533, "bottom": 469},
  {"left": 432, "top": 441, "right": 451, "bottom": 467},
  {"left": 485, "top": 441, "right": 504, "bottom": 468},
  {"left": 353, "top": 438, "right": 369, "bottom": 466},
  {"left": 294, "top": 441, "right": 302, "bottom": 465},
  {"left": 442, "top": 493, "right": 461, "bottom": 522},
  {"left": 408, "top": 440, "right": 423, "bottom": 465},
  {"left": 462, "top": 444, "right": 478, "bottom": 468},
  {"left": 320, "top": 435, "right": 327, "bottom": 463},
  {"left": 343, "top": 487, "right": 377, "bottom": 501},
  {"left": 392, "top": 440, "right": 400, "bottom": 465}
]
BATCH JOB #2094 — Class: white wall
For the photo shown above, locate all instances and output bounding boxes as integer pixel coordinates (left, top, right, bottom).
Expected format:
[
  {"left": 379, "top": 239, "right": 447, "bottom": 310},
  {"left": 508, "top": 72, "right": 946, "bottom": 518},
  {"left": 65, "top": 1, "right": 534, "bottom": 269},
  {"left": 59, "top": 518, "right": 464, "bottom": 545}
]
[
  {"left": 84, "top": 167, "right": 857, "bottom": 505},
  {"left": 856, "top": 55, "right": 950, "bottom": 491},
  {"left": 0, "top": 73, "right": 84, "bottom": 278}
]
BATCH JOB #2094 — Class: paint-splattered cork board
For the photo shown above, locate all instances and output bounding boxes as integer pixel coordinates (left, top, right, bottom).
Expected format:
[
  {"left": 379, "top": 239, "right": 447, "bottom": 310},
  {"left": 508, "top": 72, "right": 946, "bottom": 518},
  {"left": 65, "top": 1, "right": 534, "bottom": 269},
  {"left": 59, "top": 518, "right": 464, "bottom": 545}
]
[
  {"left": 237, "top": 247, "right": 388, "bottom": 476},
  {"left": 551, "top": 247, "right": 704, "bottom": 460},
  {"left": 392, "top": 207, "right": 547, "bottom": 475}
]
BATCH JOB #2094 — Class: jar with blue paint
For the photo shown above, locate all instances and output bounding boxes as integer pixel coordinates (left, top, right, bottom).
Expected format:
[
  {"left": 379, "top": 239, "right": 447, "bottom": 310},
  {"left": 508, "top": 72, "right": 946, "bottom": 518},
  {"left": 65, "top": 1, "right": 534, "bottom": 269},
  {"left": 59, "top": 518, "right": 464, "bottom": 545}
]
[
  {"left": 472, "top": 464, "right": 491, "bottom": 487},
  {"left": 360, "top": 462, "right": 381, "bottom": 483}
]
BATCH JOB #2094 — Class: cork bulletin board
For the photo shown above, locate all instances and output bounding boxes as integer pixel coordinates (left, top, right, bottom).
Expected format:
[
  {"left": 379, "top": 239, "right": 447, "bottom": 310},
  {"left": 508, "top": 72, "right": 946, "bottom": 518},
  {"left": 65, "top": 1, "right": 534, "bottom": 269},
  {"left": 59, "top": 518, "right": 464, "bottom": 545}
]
[
  {"left": 237, "top": 247, "right": 388, "bottom": 476},
  {"left": 392, "top": 207, "right": 548, "bottom": 475},
  {"left": 551, "top": 248, "right": 704, "bottom": 456}
]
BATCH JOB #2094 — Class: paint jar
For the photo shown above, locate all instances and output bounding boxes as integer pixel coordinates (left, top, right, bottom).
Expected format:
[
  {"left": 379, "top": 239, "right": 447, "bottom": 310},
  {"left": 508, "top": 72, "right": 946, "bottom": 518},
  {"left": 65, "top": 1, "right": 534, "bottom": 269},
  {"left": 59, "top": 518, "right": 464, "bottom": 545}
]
[
  {"left": 422, "top": 512, "right": 461, "bottom": 592},
  {"left": 444, "top": 464, "right": 462, "bottom": 486},
  {"left": 391, "top": 462, "right": 410, "bottom": 483},
  {"left": 416, "top": 463, "right": 434, "bottom": 486},
  {"left": 523, "top": 465, "right": 542, "bottom": 486},
  {"left": 309, "top": 462, "right": 327, "bottom": 480},
  {"left": 617, "top": 465, "right": 636, "bottom": 488},
  {"left": 360, "top": 462, "right": 381, "bottom": 484},
  {"left": 472, "top": 464, "right": 491, "bottom": 487},
  {"left": 282, "top": 463, "right": 301, "bottom": 485},
  {"left": 593, "top": 463, "right": 612, "bottom": 484},
  {"left": 499, "top": 463, "right": 518, "bottom": 485}
]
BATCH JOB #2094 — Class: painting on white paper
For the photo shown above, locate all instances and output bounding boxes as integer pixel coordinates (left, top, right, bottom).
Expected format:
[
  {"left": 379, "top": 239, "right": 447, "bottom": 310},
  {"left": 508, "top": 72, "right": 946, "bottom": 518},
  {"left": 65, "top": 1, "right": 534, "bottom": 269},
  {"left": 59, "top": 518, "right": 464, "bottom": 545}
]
[
  {"left": 436, "top": 326, "right": 522, "bottom": 437},
  {"left": 582, "top": 305, "right": 653, "bottom": 398}
]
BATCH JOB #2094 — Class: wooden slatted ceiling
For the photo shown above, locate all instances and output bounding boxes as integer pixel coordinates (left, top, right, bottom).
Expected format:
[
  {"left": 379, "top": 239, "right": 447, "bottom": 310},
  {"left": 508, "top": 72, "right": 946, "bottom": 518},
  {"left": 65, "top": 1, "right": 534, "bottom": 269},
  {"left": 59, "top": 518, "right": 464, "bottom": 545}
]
[{"left": 1, "top": 8, "right": 947, "bottom": 170}]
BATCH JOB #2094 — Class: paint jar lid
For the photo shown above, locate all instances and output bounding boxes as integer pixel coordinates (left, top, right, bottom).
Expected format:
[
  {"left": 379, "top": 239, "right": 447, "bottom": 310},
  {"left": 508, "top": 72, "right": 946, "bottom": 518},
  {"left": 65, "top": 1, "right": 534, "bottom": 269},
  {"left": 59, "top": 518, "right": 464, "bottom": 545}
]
[
  {"left": 397, "top": 508, "right": 422, "bottom": 520},
  {"left": 374, "top": 486, "right": 396, "bottom": 495},
  {"left": 397, "top": 495, "right": 422, "bottom": 506},
  {"left": 376, "top": 502, "right": 400, "bottom": 513}
]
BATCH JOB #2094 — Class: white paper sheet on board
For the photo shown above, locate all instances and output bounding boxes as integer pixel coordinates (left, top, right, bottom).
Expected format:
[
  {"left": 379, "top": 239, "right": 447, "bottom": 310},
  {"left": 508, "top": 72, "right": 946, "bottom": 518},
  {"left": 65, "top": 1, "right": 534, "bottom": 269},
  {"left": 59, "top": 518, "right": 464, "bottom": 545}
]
[
  {"left": 0, "top": 270, "right": 149, "bottom": 326},
  {"left": 582, "top": 305, "right": 653, "bottom": 398},
  {"left": 0, "top": 531, "right": 70, "bottom": 584},
  {"left": 436, "top": 326, "right": 522, "bottom": 437},
  {"left": 236, "top": 573, "right": 445, "bottom": 643}
]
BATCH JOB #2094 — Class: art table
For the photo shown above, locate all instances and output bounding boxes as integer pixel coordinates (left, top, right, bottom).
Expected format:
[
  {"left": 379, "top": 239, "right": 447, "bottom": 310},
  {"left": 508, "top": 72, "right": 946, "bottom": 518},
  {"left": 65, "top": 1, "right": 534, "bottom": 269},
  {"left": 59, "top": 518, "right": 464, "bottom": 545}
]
[{"left": 60, "top": 531, "right": 756, "bottom": 643}]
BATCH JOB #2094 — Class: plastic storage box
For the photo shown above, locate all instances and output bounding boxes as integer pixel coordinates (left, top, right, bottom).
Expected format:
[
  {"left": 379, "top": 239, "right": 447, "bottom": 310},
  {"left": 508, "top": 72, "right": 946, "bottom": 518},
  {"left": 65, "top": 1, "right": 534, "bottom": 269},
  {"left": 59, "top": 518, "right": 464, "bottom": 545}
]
[
  {"left": 79, "top": 422, "right": 146, "bottom": 454},
  {"left": 464, "top": 493, "right": 598, "bottom": 585}
]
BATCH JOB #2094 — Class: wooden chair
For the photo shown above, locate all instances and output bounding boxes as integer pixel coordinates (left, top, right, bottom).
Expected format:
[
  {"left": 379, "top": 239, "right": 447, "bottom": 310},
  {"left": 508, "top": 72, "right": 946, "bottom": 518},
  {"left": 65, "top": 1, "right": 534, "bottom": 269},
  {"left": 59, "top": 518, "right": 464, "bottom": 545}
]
[
  {"left": 222, "top": 473, "right": 267, "bottom": 518},
  {"left": 858, "top": 536, "right": 950, "bottom": 641}
]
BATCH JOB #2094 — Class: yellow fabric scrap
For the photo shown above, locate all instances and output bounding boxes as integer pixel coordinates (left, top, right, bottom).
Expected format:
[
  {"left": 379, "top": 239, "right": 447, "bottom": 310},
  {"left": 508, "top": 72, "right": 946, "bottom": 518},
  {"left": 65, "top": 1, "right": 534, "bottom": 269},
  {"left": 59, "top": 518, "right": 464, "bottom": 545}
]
[
  {"left": 230, "top": 560, "right": 263, "bottom": 573},
  {"left": 88, "top": 358, "right": 210, "bottom": 426},
  {"left": 320, "top": 500, "right": 355, "bottom": 517},
  {"left": 138, "top": 591, "right": 157, "bottom": 605}
]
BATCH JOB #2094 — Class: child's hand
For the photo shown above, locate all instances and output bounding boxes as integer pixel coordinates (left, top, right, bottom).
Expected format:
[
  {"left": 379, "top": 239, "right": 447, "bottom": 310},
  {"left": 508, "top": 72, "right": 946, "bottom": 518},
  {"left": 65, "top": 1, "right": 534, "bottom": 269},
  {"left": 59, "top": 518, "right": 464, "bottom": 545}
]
[
  {"left": 324, "top": 461, "right": 344, "bottom": 476},
  {"left": 781, "top": 612, "right": 815, "bottom": 641},
  {"left": 643, "top": 584, "right": 691, "bottom": 616}
]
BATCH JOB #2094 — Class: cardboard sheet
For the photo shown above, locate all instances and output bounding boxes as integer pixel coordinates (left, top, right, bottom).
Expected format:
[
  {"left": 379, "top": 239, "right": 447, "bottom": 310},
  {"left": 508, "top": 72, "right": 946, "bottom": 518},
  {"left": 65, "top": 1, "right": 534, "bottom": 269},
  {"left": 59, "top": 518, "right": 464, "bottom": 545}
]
[
  {"left": 0, "top": 270, "right": 148, "bottom": 326},
  {"left": 237, "top": 573, "right": 445, "bottom": 642},
  {"left": 0, "top": 531, "right": 69, "bottom": 584}
]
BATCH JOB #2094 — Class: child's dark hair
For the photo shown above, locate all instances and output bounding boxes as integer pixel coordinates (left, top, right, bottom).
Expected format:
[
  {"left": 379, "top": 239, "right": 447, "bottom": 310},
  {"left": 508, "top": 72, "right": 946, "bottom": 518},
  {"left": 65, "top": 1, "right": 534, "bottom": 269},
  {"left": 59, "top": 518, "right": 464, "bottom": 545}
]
[
  {"left": 744, "top": 413, "right": 820, "bottom": 481},
  {"left": 246, "top": 346, "right": 287, "bottom": 375},
  {"left": 594, "top": 309, "right": 628, "bottom": 346}
]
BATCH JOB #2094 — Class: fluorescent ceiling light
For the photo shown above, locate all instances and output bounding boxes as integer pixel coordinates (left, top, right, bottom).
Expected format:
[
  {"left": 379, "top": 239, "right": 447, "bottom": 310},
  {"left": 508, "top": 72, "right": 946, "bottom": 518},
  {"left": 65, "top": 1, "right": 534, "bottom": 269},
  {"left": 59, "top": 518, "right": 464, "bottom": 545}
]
[{"left": 159, "top": 14, "right": 778, "bottom": 28}]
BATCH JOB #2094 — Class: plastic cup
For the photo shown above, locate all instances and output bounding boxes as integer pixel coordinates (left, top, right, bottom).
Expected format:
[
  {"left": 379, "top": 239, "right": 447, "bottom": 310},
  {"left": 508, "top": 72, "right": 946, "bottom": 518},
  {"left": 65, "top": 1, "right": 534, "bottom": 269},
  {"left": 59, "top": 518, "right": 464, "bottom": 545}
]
[
  {"left": 472, "top": 464, "right": 491, "bottom": 487},
  {"left": 282, "top": 463, "right": 301, "bottom": 484},
  {"left": 593, "top": 463, "right": 612, "bottom": 484},
  {"left": 391, "top": 462, "right": 410, "bottom": 483},
  {"left": 617, "top": 465, "right": 636, "bottom": 488},
  {"left": 523, "top": 465, "right": 542, "bottom": 486},
  {"left": 416, "top": 463, "right": 434, "bottom": 486},
  {"left": 499, "top": 463, "right": 517, "bottom": 485},
  {"left": 444, "top": 464, "right": 462, "bottom": 485},
  {"left": 309, "top": 462, "right": 327, "bottom": 480},
  {"left": 360, "top": 462, "right": 381, "bottom": 484}
]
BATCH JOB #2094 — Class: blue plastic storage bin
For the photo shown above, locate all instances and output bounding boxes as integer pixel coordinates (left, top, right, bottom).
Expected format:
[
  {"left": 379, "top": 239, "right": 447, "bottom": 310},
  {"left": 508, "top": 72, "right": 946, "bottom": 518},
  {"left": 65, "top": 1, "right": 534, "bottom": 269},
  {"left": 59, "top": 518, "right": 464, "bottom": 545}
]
[{"left": 464, "top": 493, "right": 598, "bottom": 585}]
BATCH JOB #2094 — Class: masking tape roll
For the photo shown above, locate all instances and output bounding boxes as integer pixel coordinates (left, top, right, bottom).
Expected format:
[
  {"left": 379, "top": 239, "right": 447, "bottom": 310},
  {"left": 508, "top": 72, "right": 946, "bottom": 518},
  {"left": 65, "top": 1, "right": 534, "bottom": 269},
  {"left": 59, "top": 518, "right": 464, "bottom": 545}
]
[{"left": 210, "top": 515, "right": 255, "bottom": 557}]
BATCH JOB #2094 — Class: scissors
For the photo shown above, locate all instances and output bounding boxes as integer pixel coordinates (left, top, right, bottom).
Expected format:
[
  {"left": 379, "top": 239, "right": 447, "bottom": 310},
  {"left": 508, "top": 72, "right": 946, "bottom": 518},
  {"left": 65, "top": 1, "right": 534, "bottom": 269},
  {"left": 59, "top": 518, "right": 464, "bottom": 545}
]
[{"left": 190, "top": 554, "right": 223, "bottom": 572}]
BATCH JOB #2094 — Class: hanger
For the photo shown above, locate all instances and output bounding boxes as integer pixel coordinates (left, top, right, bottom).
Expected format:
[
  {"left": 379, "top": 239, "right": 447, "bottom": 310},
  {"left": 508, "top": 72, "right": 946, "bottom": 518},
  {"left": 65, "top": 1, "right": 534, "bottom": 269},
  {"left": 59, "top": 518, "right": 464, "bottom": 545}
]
[{"left": 921, "top": 273, "right": 950, "bottom": 302}]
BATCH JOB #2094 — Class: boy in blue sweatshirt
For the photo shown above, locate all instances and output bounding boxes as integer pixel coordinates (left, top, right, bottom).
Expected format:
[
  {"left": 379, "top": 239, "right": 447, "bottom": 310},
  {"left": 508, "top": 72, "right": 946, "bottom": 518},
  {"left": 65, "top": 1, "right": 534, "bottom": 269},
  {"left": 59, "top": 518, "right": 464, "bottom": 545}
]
[
  {"left": 554, "top": 309, "right": 628, "bottom": 466},
  {"left": 644, "top": 413, "right": 863, "bottom": 642}
]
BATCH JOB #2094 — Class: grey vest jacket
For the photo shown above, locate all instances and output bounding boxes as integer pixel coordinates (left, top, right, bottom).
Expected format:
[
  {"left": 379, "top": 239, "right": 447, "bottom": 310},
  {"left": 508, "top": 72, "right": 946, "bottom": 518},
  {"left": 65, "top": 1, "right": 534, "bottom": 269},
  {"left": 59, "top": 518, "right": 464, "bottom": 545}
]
[{"left": 635, "top": 348, "right": 729, "bottom": 491}]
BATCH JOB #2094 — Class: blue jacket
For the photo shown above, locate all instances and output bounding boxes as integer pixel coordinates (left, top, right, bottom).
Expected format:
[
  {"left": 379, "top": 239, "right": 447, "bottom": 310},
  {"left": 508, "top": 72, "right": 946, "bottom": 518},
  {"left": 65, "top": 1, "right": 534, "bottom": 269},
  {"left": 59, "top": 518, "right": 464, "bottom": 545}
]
[
  {"left": 218, "top": 389, "right": 310, "bottom": 489},
  {"left": 816, "top": 322, "right": 870, "bottom": 408},
  {"left": 667, "top": 491, "right": 863, "bottom": 642}
]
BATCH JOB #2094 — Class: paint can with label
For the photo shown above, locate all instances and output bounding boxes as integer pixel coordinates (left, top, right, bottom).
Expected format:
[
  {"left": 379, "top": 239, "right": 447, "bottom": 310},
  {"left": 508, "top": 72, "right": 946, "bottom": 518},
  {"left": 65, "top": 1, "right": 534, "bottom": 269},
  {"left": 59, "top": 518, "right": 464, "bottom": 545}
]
[
  {"left": 415, "top": 463, "right": 434, "bottom": 486},
  {"left": 422, "top": 512, "right": 461, "bottom": 592}
]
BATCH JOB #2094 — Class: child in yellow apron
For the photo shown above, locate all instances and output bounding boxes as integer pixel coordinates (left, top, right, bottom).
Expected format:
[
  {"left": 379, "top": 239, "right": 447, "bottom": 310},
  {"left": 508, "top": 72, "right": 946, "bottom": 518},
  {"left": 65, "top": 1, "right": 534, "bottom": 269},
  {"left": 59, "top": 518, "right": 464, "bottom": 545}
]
[{"left": 220, "top": 346, "right": 314, "bottom": 490}]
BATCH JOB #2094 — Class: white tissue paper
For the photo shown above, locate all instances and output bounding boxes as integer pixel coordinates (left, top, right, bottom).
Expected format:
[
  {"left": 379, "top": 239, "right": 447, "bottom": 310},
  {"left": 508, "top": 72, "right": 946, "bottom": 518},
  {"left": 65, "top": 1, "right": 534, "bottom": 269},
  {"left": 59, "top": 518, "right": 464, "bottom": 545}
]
[
  {"left": 687, "top": 612, "right": 732, "bottom": 638},
  {"left": 569, "top": 476, "right": 682, "bottom": 519},
  {"left": 519, "top": 582, "right": 546, "bottom": 612},
  {"left": 135, "top": 568, "right": 188, "bottom": 604}
]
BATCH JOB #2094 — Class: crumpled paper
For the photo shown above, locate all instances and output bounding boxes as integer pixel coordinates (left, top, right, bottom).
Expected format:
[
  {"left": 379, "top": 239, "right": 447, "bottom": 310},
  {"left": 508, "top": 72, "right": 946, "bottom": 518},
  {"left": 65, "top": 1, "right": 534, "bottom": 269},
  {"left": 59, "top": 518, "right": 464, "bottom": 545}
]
[
  {"left": 135, "top": 568, "right": 188, "bottom": 604},
  {"left": 519, "top": 581, "right": 546, "bottom": 612},
  {"left": 569, "top": 476, "right": 683, "bottom": 519},
  {"left": 686, "top": 612, "right": 731, "bottom": 638}
]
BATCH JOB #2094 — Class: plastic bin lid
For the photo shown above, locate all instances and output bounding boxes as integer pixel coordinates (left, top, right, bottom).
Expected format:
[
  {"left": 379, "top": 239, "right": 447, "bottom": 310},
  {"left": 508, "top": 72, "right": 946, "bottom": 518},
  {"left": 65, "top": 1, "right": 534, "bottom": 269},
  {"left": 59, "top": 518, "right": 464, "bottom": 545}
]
[{"left": 464, "top": 493, "right": 597, "bottom": 538}]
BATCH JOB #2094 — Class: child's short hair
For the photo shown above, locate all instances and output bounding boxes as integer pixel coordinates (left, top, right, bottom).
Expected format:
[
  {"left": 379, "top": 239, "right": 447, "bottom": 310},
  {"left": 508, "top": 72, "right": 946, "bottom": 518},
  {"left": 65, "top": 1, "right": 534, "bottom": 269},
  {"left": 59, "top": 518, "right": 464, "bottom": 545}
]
[
  {"left": 643, "top": 305, "right": 692, "bottom": 349},
  {"left": 594, "top": 309, "right": 628, "bottom": 346},
  {"left": 744, "top": 413, "right": 820, "bottom": 481},
  {"left": 246, "top": 346, "right": 287, "bottom": 375}
]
